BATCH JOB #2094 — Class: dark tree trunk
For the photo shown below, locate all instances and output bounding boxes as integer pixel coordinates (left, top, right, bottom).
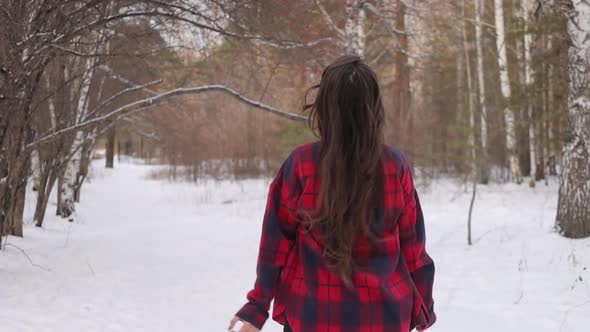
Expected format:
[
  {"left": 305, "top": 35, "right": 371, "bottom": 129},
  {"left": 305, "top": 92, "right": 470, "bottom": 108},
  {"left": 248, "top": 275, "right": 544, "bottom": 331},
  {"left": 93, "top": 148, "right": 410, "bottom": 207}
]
[
  {"left": 6, "top": 182, "right": 26, "bottom": 237},
  {"left": 139, "top": 136, "right": 144, "bottom": 159},
  {"left": 75, "top": 138, "right": 94, "bottom": 202},
  {"left": 56, "top": 173, "right": 63, "bottom": 216},
  {"left": 34, "top": 167, "right": 57, "bottom": 228},
  {"left": 106, "top": 127, "right": 115, "bottom": 168}
]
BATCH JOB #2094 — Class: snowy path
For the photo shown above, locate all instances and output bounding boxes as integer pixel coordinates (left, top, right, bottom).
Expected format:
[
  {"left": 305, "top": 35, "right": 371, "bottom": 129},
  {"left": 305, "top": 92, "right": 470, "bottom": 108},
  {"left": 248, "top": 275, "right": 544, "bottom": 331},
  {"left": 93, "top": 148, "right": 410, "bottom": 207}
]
[{"left": 1, "top": 161, "right": 589, "bottom": 331}]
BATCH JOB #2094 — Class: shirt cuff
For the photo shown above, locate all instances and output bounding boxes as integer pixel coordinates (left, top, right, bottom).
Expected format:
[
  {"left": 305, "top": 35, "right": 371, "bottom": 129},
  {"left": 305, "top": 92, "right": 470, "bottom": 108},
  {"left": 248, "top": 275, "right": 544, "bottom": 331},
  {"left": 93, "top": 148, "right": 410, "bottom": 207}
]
[
  {"left": 236, "top": 302, "right": 269, "bottom": 330},
  {"left": 415, "top": 304, "right": 436, "bottom": 331}
]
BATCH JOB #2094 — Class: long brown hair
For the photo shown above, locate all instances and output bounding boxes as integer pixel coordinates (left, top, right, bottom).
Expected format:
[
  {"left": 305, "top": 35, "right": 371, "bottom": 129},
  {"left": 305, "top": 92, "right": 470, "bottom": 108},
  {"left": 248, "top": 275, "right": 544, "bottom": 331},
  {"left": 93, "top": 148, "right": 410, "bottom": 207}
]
[{"left": 304, "top": 55, "right": 385, "bottom": 284}]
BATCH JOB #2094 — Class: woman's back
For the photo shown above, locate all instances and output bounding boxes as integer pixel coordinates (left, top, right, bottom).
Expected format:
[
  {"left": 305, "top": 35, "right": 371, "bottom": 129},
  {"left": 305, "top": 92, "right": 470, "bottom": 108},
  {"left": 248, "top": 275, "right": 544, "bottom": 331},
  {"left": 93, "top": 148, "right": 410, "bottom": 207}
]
[
  {"left": 231, "top": 56, "right": 436, "bottom": 332},
  {"left": 244, "top": 142, "right": 435, "bottom": 332}
]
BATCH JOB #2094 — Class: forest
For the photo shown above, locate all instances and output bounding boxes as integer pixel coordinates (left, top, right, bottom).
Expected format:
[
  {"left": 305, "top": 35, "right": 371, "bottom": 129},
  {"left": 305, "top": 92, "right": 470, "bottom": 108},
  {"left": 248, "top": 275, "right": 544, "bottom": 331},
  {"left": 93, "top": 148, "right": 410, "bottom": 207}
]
[
  {"left": 0, "top": 1, "right": 589, "bottom": 330},
  {"left": 2, "top": 0, "right": 588, "bottom": 241}
]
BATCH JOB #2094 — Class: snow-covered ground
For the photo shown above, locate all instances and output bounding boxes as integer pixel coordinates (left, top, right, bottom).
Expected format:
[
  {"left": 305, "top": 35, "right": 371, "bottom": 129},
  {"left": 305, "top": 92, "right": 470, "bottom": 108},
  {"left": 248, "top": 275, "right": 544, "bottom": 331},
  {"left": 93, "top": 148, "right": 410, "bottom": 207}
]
[{"left": 1, "top": 160, "right": 589, "bottom": 332}]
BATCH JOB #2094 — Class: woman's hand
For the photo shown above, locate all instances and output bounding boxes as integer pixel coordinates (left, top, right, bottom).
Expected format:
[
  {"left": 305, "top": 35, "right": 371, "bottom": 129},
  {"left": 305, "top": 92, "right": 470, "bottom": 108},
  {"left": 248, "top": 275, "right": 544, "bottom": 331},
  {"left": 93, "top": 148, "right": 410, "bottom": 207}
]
[{"left": 228, "top": 316, "right": 260, "bottom": 332}]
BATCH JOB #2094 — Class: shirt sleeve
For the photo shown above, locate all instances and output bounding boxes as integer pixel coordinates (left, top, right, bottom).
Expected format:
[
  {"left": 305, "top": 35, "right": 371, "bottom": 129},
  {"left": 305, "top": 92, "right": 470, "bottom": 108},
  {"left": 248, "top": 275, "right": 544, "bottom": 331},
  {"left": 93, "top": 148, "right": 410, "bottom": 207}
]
[
  {"left": 235, "top": 155, "right": 300, "bottom": 330},
  {"left": 398, "top": 156, "right": 436, "bottom": 331}
]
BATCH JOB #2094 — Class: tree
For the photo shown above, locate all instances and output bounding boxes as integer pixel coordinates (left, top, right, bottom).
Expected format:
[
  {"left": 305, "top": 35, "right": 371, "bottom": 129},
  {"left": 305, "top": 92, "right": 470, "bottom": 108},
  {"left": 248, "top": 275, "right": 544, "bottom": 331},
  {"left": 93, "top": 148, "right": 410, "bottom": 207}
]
[
  {"left": 522, "top": 0, "right": 538, "bottom": 187},
  {"left": 494, "top": 0, "right": 523, "bottom": 184},
  {"left": 474, "top": 0, "right": 488, "bottom": 183},
  {"left": 555, "top": 0, "right": 590, "bottom": 238},
  {"left": 344, "top": 0, "right": 367, "bottom": 57},
  {"left": 461, "top": 0, "right": 477, "bottom": 245},
  {"left": 0, "top": 0, "right": 321, "bottom": 239}
]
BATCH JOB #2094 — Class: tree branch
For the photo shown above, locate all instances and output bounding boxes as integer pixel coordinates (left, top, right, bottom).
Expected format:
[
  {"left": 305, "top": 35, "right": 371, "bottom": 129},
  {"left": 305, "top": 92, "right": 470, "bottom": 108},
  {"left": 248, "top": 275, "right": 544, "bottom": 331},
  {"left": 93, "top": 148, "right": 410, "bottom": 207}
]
[
  {"left": 364, "top": 3, "right": 410, "bottom": 36},
  {"left": 28, "top": 85, "right": 307, "bottom": 148},
  {"left": 57, "top": 9, "right": 331, "bottom": 51},
  {"left": 85, "top": 79, "right": 163, "bottom": 119},
  {"left": 314, "top": 0, "right": 345, "bottom": 38}
]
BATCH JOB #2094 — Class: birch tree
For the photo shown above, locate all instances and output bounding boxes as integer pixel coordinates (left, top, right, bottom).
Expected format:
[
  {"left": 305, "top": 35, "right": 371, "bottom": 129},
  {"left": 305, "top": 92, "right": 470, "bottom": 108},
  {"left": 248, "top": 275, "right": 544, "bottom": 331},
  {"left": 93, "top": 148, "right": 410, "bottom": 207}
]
[
  {"left": 474, "top": 0, "right": 488, "bottom": 182},
  {"left": 461, "top": 0, "right": 477, "bottom": 244},
  {"left": 494, "top": 0, "right": 523, "bottom": 184},
  {"left": 556, "top": 0, "right": 590, "bottom": 238},
  {"left": 315, "top": 0, "right": 367, "bottom": 57},
  {"left": 57, "top": 27, "right": 108, "bottom": 218},
  {"left": 522, "top": 0, "right": 537, "bottom": 187},
  {"left": 345, "top": 0, "right": 367, "bottom": 57},
  {"left": 461, "top": 0, "right": 477, "bottom": 173},
  {"left": 58, "top": 57, "right": 95, "bottom": 218},
  {"left": 394, "top": 0, "right": 410, "bottom": 149}
]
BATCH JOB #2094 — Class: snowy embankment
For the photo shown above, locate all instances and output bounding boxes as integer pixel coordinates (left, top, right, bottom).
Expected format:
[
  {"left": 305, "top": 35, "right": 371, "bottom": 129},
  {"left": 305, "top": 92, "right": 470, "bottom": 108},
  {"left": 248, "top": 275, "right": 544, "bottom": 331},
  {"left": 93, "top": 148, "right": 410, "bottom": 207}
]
[{"left": 1, "top": 160, "right": 588, "bottom": 332}]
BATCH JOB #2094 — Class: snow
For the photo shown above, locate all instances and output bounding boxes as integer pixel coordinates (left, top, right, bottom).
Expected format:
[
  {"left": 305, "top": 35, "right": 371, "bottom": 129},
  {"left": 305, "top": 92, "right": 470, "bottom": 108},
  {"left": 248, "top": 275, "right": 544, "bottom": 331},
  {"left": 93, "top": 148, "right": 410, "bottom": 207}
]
[{"left": 1, "top": 160, "right": 589, "bottom": 332}]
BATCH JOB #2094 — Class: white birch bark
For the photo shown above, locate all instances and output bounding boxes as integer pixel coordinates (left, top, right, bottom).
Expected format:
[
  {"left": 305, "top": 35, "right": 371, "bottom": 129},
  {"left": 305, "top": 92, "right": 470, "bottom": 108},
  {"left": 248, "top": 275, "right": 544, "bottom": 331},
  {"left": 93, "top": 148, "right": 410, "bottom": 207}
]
[
  {"left": 30, "top": 149, "right": 41, "bottom": 191},
  {"left": 345, "top": 0, "right": 366, "bottom": 57},
  {"left": 314, "top": 0, "right": 366, "bottom": 57},
  {"left": 494, "top": 0, "right": 523, "bottom": 184},
  {"left": 59, "top": 57, "right": 94, "bottom": 218},
  {"left": 556, "top": 0, "right": 590, "bottom": 238},
  {"left": 474, "top": 0, "right": 488, "bottom": 180},
  {"left": 462, "top": 0, "right": 477, "bottom": 174},
  {"left": 522, "top": 0, "right": 537, "bottom": 187},
  {"left": 44, "top": 73, "right": 57, "bottom": 131},
  {"left": 462, "top": 0, "right": 477, "bottom": 244}
]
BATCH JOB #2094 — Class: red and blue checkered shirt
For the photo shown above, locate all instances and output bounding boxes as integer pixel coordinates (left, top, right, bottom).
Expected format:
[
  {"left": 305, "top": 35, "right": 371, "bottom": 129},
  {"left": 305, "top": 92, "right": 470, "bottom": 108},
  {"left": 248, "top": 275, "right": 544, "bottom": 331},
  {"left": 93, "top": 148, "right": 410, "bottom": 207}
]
[{"left": 236, "top": 142, "right": 436, "bottom": 332}]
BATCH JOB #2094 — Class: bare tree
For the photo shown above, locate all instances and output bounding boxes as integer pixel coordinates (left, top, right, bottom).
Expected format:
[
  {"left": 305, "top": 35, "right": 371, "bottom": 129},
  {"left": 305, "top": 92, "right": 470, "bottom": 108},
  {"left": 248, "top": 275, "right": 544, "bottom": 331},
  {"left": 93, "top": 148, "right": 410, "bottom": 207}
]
[{"left": 0, "top": 0, "right": 322, "bottom": 239}]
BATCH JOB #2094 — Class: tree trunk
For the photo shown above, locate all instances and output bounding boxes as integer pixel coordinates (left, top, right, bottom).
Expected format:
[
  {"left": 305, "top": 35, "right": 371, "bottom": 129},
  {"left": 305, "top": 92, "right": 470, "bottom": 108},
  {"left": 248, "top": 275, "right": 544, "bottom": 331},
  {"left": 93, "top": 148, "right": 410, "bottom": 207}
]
[
  {"left": 522, "top": 0, "right": 537, "bottom": 187},
  {"left": 461, "top": 0, "right": 477, "bottom": 173},
  {"left": 474, "top": 0, "right": 489, "bottom": 183},
  {"left": 31, "top": 149, "right": 41, "bottom": 191},
  {"left": 546, "top": 33, "right": 558, "bottom": 177},
  {"left": 57, "top": 173, "right": 63, "bottom": 216},
  {"left": 34, "top": 165, "right": 58, "bottom": 228},
  {"left": 59, "top": 55, "right": 94, "bottom": 218},
  {"left": 555, "top": 0, "right": 590, "bottom": 238},
  {"left": 462, "top": 0, "right": 477, "bottom": 245},
  {"left": 393, "top": 0, "right": 409, "bottom": 149},
  {"left": 494, "top": 0, "right": 523, "bottom": 184},
  {"left": 59, "top": 131, "right": 83, "bottom": 219},
  {"left": 76, "top": 131, "right": 96, "bottom": 202},
  {"left": 0, "top": 2, "right": 38, "bottom": 240},
  {"left": 542, "top": 33, "right": 552, "bottom": 185},
  {"left": 106, "top": 127, "right": 115, "bottom": 168},
  {"left": 6, "top": 182, "right": 26, "bottom": 237},
  {"left": 344, "top": 0, "right": 366, "bottom": 57}
]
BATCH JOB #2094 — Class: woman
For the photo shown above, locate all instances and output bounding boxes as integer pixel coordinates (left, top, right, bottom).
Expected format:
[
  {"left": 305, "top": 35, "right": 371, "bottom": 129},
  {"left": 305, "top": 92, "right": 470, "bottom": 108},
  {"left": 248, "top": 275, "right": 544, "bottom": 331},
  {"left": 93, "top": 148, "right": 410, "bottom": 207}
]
[{"left": 229, "top": 55, "right": 436, "bottom": 332}]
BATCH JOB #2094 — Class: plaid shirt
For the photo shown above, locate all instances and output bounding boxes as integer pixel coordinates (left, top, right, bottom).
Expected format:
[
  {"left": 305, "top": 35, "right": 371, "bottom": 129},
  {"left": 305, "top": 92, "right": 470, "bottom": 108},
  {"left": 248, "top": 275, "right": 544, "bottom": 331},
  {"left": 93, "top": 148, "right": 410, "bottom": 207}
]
[{"left": 236, "top": 142, "right": 436, "bottom": 332}]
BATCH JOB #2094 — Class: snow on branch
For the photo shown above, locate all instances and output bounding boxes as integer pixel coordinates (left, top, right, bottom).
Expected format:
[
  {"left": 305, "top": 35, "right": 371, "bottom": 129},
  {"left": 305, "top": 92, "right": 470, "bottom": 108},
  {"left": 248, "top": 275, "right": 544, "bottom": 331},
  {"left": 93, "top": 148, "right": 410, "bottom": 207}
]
[
  {"left": 28, "top": 85, "right": 307, "bottom": 148},
  {"left": 85, "top": 79, "right": 163, "bottom": 120},
  {"left": 97, "top": 65, "right": 160, "bottom": 96}
]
